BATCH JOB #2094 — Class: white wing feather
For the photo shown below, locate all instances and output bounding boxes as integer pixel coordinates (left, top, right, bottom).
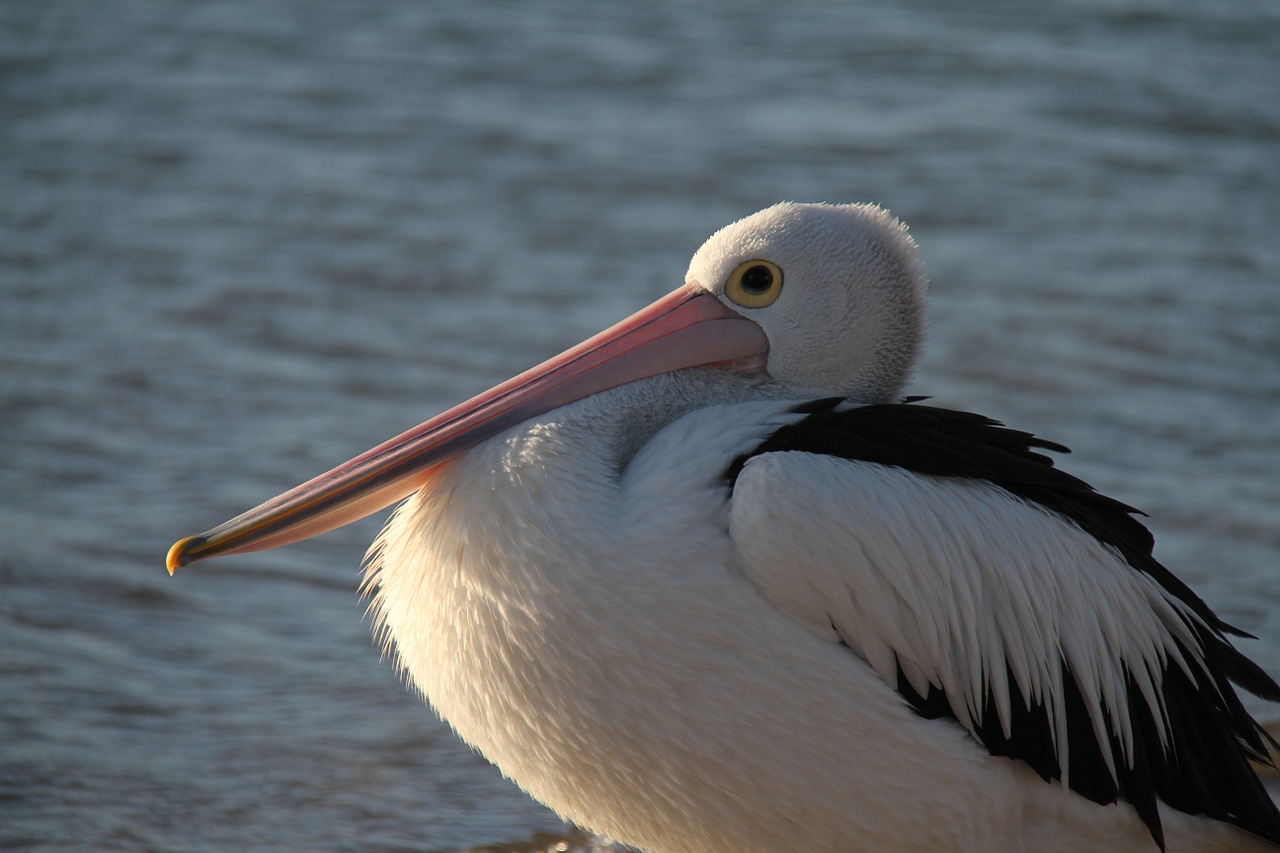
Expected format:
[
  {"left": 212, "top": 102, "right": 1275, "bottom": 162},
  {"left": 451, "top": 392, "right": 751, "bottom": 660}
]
[{"left": 727, "top": 451, "right": 1208, "bottom": 782}]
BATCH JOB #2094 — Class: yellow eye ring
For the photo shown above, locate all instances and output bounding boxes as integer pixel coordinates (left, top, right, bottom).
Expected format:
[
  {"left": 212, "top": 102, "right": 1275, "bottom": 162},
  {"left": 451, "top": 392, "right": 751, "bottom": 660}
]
[{"left": 724, "top": 259, "right": 784, "bottom": 309}]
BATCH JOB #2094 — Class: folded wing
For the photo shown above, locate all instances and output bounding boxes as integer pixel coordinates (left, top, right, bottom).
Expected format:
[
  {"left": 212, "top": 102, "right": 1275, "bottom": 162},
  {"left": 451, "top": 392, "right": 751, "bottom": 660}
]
[{"left": 726, "top": 401, "right": 1280, "bottom": 851}]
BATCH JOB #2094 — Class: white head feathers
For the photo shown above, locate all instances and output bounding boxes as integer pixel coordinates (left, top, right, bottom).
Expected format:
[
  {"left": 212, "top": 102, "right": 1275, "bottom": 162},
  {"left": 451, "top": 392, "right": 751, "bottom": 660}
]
[{"left": 687, "top": 202, "right": 927, "bottom": 403}]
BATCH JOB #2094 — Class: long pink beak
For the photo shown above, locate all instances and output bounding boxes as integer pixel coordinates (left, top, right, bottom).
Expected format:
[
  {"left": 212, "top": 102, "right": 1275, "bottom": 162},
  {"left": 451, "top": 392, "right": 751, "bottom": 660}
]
[{"left": 166, "top": 285, "right": 768, "bottom": 573}]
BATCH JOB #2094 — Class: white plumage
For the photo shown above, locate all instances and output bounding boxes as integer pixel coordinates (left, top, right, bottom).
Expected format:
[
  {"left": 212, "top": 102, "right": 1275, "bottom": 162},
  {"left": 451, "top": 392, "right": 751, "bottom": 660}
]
[
  {"left": 169, "top": 203, "right": 1280, "bottom": 853},
  {"left": 730, "top": 447, "right": 1195, "bottom": 774}
]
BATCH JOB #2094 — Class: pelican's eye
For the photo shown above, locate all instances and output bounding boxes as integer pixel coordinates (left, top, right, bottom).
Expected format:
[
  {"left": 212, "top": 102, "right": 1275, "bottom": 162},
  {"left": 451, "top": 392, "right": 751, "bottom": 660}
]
[{"left": 724, "top": 259, "right": 784, "bottom": 309}]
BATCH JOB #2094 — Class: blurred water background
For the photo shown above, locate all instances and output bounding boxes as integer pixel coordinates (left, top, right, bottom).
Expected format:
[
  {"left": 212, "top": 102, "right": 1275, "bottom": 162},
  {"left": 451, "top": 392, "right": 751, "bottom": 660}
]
[{"left": 3, "top": 1, "right": 1278, "bottom": 850}]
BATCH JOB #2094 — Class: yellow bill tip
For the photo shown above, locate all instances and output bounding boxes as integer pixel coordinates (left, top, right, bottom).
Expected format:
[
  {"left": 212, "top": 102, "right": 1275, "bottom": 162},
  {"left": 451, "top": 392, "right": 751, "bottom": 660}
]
[{"left": 166, "top": 535, "right": 203, "bottom": 575}]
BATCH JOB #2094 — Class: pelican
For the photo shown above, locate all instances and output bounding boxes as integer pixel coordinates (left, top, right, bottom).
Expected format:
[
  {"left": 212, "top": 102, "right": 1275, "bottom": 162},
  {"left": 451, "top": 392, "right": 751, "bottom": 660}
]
[{"left": 168, "top": 203, "right": 1280, "bottom": 853}]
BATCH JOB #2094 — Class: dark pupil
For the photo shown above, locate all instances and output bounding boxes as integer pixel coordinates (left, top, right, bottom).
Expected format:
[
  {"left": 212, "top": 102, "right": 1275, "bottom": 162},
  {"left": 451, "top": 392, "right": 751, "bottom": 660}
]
[{"left": 740, "top": 265, "right": 773, "bottom": 294}]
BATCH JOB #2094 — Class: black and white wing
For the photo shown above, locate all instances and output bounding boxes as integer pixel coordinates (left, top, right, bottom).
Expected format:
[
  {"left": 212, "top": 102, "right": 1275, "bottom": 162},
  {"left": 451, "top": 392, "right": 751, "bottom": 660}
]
[{"left": 726, "top": 399, "right": 1280, "bottom": 851}]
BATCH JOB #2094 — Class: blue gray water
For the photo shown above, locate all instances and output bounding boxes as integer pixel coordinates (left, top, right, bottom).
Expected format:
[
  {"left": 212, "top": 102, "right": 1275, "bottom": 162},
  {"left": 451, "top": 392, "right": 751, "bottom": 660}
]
[{"left": 3, "top": 1, "right": 1278, "bottom": 850}]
